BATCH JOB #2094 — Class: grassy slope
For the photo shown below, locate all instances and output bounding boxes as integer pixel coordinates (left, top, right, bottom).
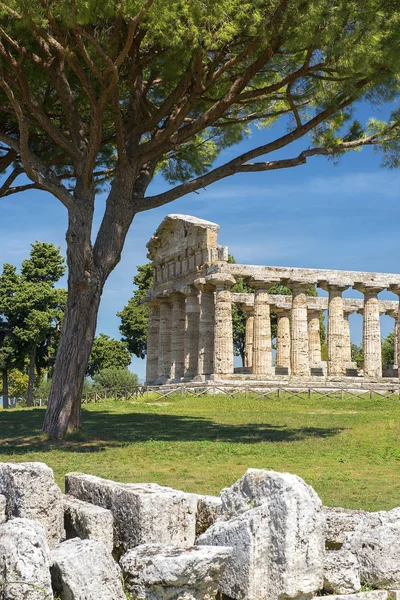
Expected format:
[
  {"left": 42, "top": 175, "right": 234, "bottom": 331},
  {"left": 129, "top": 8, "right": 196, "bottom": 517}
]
[{"left": 0, "top": 394, "right": 399, "bottom": 511}]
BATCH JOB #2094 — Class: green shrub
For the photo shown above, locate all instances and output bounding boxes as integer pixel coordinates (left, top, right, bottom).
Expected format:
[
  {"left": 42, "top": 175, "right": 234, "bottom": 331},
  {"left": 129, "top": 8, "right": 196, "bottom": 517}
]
[{"left": 92, "top": 367, "right": 139, "bottom": 391}]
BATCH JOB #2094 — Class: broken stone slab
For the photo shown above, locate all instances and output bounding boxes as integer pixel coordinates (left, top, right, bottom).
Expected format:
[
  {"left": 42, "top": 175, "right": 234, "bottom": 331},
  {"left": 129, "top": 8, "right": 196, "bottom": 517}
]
[
  {"left": 323, "top": 549, "right": 361, "bottom": 594},
  {"left": 198, "top": 469, "right": 325, "bottom": 600},
  {"left": 120, "top": 544, "right": 232, "bottom": 600},
  {"left": 314, "top": 592, "right": 388, "bottom": 600},
  {"left": 0, "top": 462, "right": 64, "bottom": 547},
  {"left": 324, "top": 507, "right": 372, "bottom": 549},
  {"left": 191, "top": 494, "right": 222, "bottom": 538},
  {"left": 51, "top": 538, "right": 125, "bottom": 600},
  {"left": 63, "top": 495, "right": 114, "bottom": 552},
  {"left": 65, "top": 473, "right": 197, "bottom": 554},
  {"left": 0, "top": 518, "right": 53, "bottom": 600},
  {"left": 343, "top": 509, "right": 400, "bottom": 588},
  {"left": 0, "top": 494, "right": 5, "bottom": 524}
]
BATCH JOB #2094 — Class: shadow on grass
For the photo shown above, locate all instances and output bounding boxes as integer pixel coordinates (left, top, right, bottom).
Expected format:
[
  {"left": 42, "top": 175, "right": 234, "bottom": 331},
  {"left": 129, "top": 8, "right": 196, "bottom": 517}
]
[{"left": 0, "top": 407, "right": 343, "bottom": 455}]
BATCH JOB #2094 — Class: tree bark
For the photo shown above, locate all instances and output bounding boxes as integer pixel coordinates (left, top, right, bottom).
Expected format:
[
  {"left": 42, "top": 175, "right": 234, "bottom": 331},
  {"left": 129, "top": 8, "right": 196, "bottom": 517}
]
[
  {"left": 26, "top": 343, "right": 36, "bottom": 407},
  {"left": 42, "top": 167, "right": 150, "bottom": 438},
  {"left": 2, "top": 368, "right": 9, "bottom": 409}
]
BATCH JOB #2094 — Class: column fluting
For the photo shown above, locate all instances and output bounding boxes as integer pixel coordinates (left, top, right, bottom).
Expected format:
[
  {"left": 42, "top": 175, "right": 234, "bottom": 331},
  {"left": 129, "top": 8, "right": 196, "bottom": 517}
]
[
  {"left": 183, "top": 287, "right": 200, "bottom": 379},
  {"left": 275, "top": 308, "right": 291, "bottom": 371},
  {"left": 197, "top": 283, "right": 215, "bottom": 377},
  {"left": 307, "top": 310, "right": 322, "bottom": 366},
  {"left": 357, "top": 286, "right": 383, "bottom": 378},
  {"left": 243, "top": 305, "right": 255, "bottom": 369},
  {"left": 251, "top": 281, "right": 273, "bottom": 376},
  {"left": 326, "top": 285, "right": 348, "bottom": 376},
  {"left": 289, "top": 283, "right": 310, "bottom": 376},
  {"left": 145, "top": 301, "right": 160, "bottom": 384},
  {"left": 207, "top": 274, "right": 236, "bottom": 375},
  {"left": 170, "top": 292, "right": 186, "bottom": 381},
  {"left": 158, "top": 297, "right": 173, "bottom": 382}
]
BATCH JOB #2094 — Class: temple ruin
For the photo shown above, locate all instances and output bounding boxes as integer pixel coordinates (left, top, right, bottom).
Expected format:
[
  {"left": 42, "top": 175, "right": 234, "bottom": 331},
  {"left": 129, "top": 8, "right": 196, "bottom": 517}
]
[{"left": 144, "top": 214, "right": 400, "bottom": 385}]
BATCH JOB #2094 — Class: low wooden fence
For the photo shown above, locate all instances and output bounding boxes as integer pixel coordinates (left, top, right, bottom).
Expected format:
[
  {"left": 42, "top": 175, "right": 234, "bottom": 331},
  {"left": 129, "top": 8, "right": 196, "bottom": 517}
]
[{"left": 29, "top": 383, "right": 400, "bottom": 406}]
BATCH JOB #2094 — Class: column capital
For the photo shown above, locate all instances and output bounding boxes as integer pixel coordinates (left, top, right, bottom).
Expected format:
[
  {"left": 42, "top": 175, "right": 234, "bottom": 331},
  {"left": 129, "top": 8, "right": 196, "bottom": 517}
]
[
  {"left": 193, "top": 277, "right": 215, "bottom": 292},
  {"left": 249, "top": 278, "right": 279, "bottom": 290},
  {"left": 307, "top": 308, "right": 323, "bottom": 319},
  {"left": 286, "top": 279, "right": 314, "bottom": 292},
  {"left": 180, "top": 284, "right": 200, "bottom": 297},
  {"left": 343, "top": 306, "right": 357, "bottom": 317},
  {"left": 318, "top": 280, "right": 350, "bottom": 293},
  {"left": 206, "top": 273, "right": 236, "bottom": 289},
  {"left": 241, "top": 303, "right": 255, "bottom": 316},
  {"left": 275, "top": 306, "right": 291, "bottom": 315},
  {"left": 389, "top": 284, "right": 400, "bottom": 296},
  {"left": 353, "top": 283, "right": 385, "bottom": 295},
  {"left": 386, "top": 309, "right": 398, "bottom": 319}
]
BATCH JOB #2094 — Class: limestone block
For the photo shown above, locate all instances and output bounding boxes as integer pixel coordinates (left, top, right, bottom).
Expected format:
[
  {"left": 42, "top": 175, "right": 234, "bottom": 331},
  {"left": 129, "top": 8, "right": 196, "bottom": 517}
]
[
  {"left": 51, "top": 538, "right": 125, "bottom": 600},
  {"left": 65, "top": 473, "right": 197, "bottom": 554},
  {"left": 323, "top": 550, "right": 361, "bottom": 594},
  {"left": 343, "top": 509, "right": 400, "bottom": 588},
  {"left": 120, "top": 544, "right": 232, "bottom": 600},
  {"left": 314, "top": 592, "right": 388, "bottom": 600},
  {"left": 324, "top": 507, "right": 371, "bottom": 548},
  {"left": 0, "top": 518, "right": 53, "bottom": 600},
  {"left": 0, "top": 461, "right": 63, "bottom": 547},
  {"left": 0, "top": 493, "right": 6, "bottom": 524},
  {"left": 198, "top": 469, "right": 324, "bottom": 600},
  {"left": 193, "top": 494, "right": 222, "bottom": 537},
  {"left": 63, "top": 495, "right": 114, "bottom": 552},
  {"left": 388, "top": 591, "right": 400, "bottom": 600}
]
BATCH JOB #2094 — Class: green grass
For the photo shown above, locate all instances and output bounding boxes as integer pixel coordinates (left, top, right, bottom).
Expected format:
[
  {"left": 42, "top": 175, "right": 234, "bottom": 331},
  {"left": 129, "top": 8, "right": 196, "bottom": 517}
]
[{"left": 0, "top": 393, "right": 400, "bottom": 511}]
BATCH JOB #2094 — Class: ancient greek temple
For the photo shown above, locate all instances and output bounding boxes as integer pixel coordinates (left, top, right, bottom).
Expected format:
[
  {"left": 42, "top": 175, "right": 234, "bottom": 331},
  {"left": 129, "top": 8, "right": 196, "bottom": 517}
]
[{"left": 144, "top": 214, "right": 400, "bottom": 385}]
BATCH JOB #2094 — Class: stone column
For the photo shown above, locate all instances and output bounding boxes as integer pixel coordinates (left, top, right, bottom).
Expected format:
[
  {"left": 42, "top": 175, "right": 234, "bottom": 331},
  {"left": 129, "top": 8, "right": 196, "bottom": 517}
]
[
  {"left": 183, "top": 287, "right": 200, "bottom": 379},
  {"left": 145, "top": 301, "right": 160, "bottom": 384},
  {"left": 275, "top": 308, "right": 291, "bottom": 371},
  {"left": 170, "top": 292, "right": 186, "bottom": 381},
  {"left": 326, "top": 285, "right": 348, "bottom": 376},
  {"left": 307, "top": 310, "right": 322, "bottom": 365},
  {"left": 158, "top": 297, "right": 173, "bottom": 382},
  {"left": 207, "top": 274, "right": 236, "bottom": 376},
  {"left": 356, "top": 285, "right": 383, "bottom": 378},
  {"left": 242, "top": 305, "right": 255, "bottom": 369},
  {"left": 289, "top": 283, "right": 310, "bottom": 376},
  {"left": 386, "top": 309, "right": 398, "bottom": 366},
  {"left": 342, "top": 308, "right": 355, "bottom": 365},
  {"left": 389, "top": 285, "right": 400, "bottom": 374},
  {"left": 196, "top": 282, "right": 215, "bottom": 378},
  {"left": 251, "top": 281, "right": 273, "bottom": 376}
]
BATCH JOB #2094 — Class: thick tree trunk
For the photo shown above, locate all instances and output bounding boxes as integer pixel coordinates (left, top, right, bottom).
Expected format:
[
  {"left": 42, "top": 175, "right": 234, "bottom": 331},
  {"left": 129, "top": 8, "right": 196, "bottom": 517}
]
[
  {"left": 2, "top": 368, "right": 9, "bottom": 409},
  {"left": 42, "top": 167, "right": 151, "bottom": 438},
  {"left": 26, "top": 343, "right": 36, "bottom": 407},
  {"left": 42, "top": 276, "right": 103, "bottom": 436}
]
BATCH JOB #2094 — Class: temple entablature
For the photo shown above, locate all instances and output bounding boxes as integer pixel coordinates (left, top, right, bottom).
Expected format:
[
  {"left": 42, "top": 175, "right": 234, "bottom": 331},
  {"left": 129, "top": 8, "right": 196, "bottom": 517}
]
[{"left": 144, "top": 214, "right": 400, "bottom": 385}]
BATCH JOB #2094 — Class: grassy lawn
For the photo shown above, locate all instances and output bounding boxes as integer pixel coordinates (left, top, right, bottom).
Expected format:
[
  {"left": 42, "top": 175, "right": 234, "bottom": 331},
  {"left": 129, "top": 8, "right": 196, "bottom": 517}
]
[{"left": 0, "top": 393, "right": 399, "bottom": 511}]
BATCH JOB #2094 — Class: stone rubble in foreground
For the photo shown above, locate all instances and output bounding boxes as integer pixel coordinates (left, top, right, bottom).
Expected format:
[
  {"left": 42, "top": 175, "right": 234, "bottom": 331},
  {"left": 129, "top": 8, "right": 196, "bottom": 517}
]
[{"left": 0, "top": 462, "right": 399, "bottom": 600}]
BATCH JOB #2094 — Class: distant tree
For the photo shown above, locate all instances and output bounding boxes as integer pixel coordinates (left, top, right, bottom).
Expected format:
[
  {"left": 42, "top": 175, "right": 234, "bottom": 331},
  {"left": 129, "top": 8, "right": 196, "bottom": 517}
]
[
  {"left": 382, "top": 331, "right": 395, "bottom": 365},
  {"left": 0, "top": 243, "right": 66, "bottom": 406},
  {"left": 118, "top": 264, "right": 153, "bottom": 359},
  {"left": 87, "top": 333, "right": 132, "bottom": 377},
  {"left": 351, "top": 343, "right": 364, "bottom": 370},
  {"left": 92, "top": 368, "right": 139, "bottom": 391}
]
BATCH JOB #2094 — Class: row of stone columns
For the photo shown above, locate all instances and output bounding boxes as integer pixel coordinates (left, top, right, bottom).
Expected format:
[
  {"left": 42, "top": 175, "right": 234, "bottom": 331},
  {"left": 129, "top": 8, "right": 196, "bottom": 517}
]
[{"left": 147, "top": 278, "right": 400, "bottom": 383}]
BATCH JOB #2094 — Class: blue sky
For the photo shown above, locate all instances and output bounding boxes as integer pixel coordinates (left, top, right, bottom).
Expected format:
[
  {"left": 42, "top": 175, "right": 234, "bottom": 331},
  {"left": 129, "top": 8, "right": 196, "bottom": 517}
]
[{"left": 1, "top": 99, "right": 399, "bottom": 381}]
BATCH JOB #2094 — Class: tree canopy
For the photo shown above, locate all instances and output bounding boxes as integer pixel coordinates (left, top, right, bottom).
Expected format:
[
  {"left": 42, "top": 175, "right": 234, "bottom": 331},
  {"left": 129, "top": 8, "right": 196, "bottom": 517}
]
[
  {"left": 87, "top": 333, "right": 132, "bottom": 377},
  {"left": 1, "top": 0, "right": 399, "bottom": 435}
]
